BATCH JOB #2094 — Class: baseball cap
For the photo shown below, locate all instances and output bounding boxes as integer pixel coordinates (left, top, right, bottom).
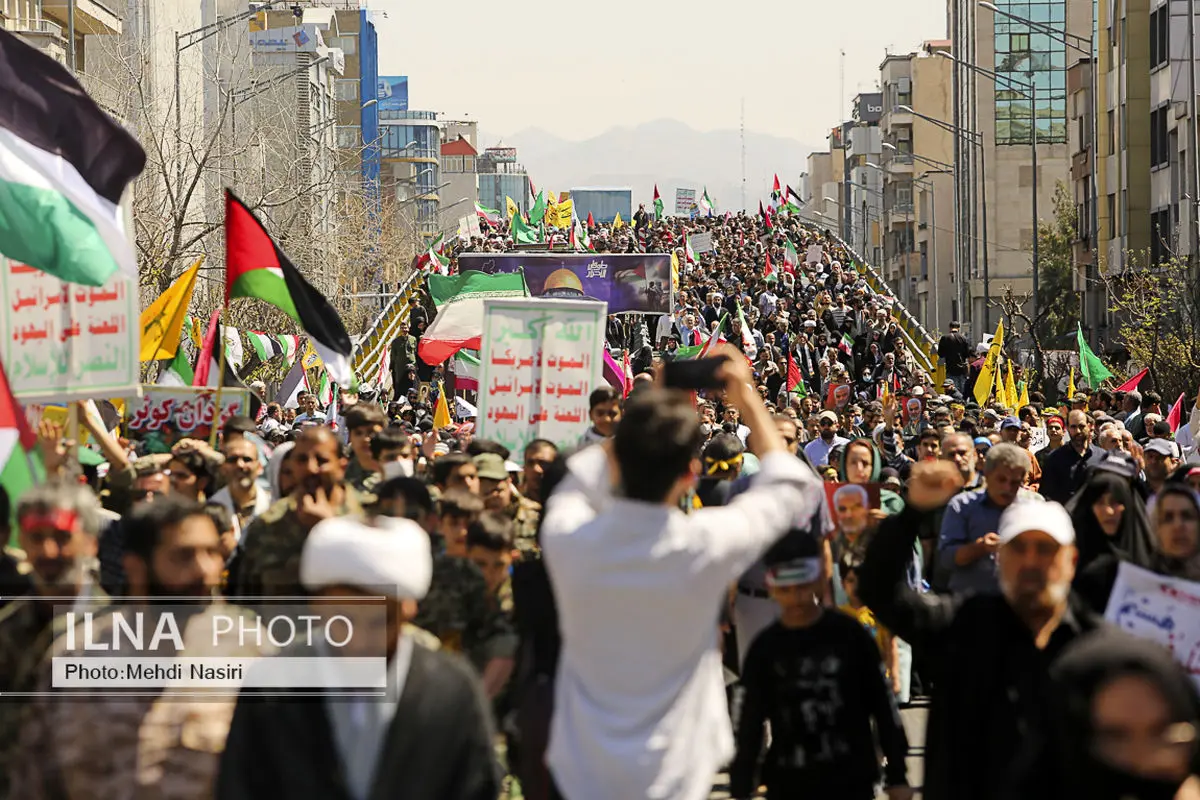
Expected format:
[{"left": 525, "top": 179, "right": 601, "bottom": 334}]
[
  {"left": 983, "top": 409, "right": 1002, "bottom": 421},
  {"left": 764, "top": 531, "right": 824, "bottom": 586},
  {"left": 1145, "top": 438, "right": 1182, "bottom": 459},
  {"left": 997, "top": 500, "right": 1074, "bottom": 546},
  {"left": 473, "top": 453, "right": 509, "bottom": 481},
  {"left": 818, "top": 410, "right": 838, "bottom": 423},
  {"left": 973, "top": 436, "right": 993, "bottom": 449},
  {"left": 1000, "top": 416, "right": 1021, "bottom": 431}
]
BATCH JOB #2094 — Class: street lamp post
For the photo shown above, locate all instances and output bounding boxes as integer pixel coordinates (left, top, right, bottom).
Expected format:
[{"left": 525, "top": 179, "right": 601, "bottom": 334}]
[
  {"left": 899, "top": 105, "right": 989, "bottom": 331},
  {"left": 937, "top": 52, "right": 1039, "bottom": 379},
  {"left": 978, "top": 1, "right": 1099, "bottom": 331}
]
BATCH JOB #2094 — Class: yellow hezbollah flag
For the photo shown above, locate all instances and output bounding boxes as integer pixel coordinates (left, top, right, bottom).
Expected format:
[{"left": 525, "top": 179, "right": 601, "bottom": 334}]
[
  {"left": 545, "top": 193, "right": 559, "bottom": 227},
  {"left": 613, "top": 212, "right": 625, "bottom": 230},
  {"left": 993, "top": 362, "right": 1007, "bottom": 407},
  {"left": 433, "top": 382, "right": 452, "bottom": 428},
  {"left": 553, "top": 198, "right": 573, "bottom": 227},
  {"left": 1017, "top": 381, "right": 1029, "bottom": 410},
  {"left": 139, "top": 257, "right": 202, "bottom": 362},
  {"left": 303, "top": 339, "right": 321, "bottom": 370},
  {"left": 670, "top": 252, "right": 680, "bottom": 293},
  {"left": 506, "top": 196, "right": 519, "bottom": 220},
  {"left": 973, "top": 320, "right": 1004, "bottom": 406},
  {"left": 1005, "top": 361, "right": 1018, "bottom": 410}
]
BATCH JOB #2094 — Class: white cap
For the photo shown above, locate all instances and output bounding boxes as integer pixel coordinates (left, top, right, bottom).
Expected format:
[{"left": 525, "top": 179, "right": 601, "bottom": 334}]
[
  {"left": 300, "top": 516, "right": 433, "bottom": 599},
  {"left": 997, "top": 500, "right": 1074, "bottom": 547}
]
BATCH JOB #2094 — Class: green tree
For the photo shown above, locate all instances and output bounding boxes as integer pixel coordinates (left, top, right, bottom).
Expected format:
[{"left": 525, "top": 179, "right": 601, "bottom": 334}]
[{"left": 1034, "top": 181, "right": 1081, "bottom": 348}]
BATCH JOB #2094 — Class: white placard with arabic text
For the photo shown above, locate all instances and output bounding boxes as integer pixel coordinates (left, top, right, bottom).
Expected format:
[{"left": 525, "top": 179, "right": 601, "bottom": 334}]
[
  {"left": 476, "top": 299, "right": 606, "bottom": 456},
  {"left": 1106, "top": 562, "right": 1200, "bottom": 689},
  {"left": 0, "top": 257, "right": 138, "bottom": 402},
  {"left": 806, "top": 244, "right": 825, "bottom": 264},
  {"left": 689, "top": 232, "right": 714, "bottom": 253}
]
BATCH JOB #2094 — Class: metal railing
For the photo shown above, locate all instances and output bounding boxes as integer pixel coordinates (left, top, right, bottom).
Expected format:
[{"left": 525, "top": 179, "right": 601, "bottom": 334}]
[
  {"left": 4, "top": 17, "right": 64, "bottom": 36},
  {"left": 351, "top": 268, "right": 425, "bottom": 383}
]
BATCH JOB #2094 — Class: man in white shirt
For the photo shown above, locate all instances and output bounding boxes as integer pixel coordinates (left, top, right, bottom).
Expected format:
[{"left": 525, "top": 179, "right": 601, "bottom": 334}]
[
  {"left": 542, "top": 346, "right": 822, "bottom": 800},
  {"left": 655, "top": 312, "right": 677, "bottom": 349}
]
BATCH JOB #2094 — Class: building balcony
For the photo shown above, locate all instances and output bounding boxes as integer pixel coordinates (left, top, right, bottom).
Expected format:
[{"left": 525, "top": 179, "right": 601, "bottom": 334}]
[
  {"left": 887, "top": 204, "right": 914, "bottom": 225},
  {"left": 381, "top": 147, "right": 439, "bottom": 161},
  {"left": 884, "top": 155, "right": 914, "bottom": 174},
  {"left": 380, "top": 110, "right": 438, "bottom": 122},
  {"left": 5, "top": 17, "right": 68, "bottom": 63},
  {"left": 43, "top": 0, "right": 120, "bottom": 35}
]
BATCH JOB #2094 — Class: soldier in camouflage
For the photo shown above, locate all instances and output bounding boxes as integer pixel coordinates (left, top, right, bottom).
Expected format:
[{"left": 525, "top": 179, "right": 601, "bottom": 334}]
[
  {"left": 0, "top": 482, "right": 109, "bottom": 797},
  {"left": 9, "top": 496, "right": 260, "bottom": 800},
  {"left": 473, "top": 453, "right": 541, "bottom": 559},
  {"left": 227, "top": 426, "right": 371, "bottom": 599},
  {"left": 465, "top": 511, "right": 517, "bottom": 616},
  {"left": 341, "top": 404, "right": 386, "bottom": 493}
]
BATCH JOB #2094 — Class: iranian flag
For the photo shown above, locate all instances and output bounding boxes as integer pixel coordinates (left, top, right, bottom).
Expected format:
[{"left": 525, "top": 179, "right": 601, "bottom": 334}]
[
  {"left": 225, "top": 191, "right": 354, "bottom": 387},
  {"left": 839, "top": 333, "right": 854, "bottom": 355},
  {"left": 685, "top": 235, "right": 696, "bottom": 264},
  {"left": 475, "top": 203, "right": 501, "bottom": 227},
  {"left": 782, "top": 240, "right": 800, "bottom": 273},
  {"left": 276, "top": 334, "right": 300, "bottom": 365},
  {"left": 0, "top": 356, "right": 42, "bottom": 534},
  {"left": 415, "top": 234, "right": 450, "bottom": 274},
  {"left": 0, "top": 30, "right": 145, "bottom": 287},
  {"left": 653, "top": 184, "right": 663, "bottom": 220},
  {"left": 418, "top": 271, "right": 529, "bottom": 365},
  {"left": 454, "top": 350, "right": 481, "bottom": 390},
  {"left": 698, "top": 313, "right": 729, "bottom": 358},
  {"left": 736, "top": 305, "right": 757, "bottom": 358},
  {"left": 699, "top": 188, "right": 714, "bottom": 216}
]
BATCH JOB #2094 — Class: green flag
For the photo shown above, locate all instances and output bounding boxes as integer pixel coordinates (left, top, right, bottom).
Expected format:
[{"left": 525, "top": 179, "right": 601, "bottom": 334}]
[
  {"left": 511, "top": 211, "right": 541, "bottom": 244},
  {"left": 675, "top": 344, "right": 703, "bottom": 360},
  {"left": 1077, "top": 323, "right": 1113, "bottom": 388},
  {"left": 529, "top": 190, "right": 546, "bottom": 225}
]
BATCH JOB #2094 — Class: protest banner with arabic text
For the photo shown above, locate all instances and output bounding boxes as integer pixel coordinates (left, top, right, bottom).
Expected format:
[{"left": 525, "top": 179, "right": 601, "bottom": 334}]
[
  {"left": 476, "top": 299, "right": 605, "bottom": 455},
  {"left": 458, "top": 253, "right": 672, "bottom": 314},
  {"left": 128, "top": 386, "right": 251, "bottom": 436},
  {"left": 0, "top": 257, "right": 138, "bottom": 402},
  {"left": 1106, "top": 562, "right": 1200, "bottom": 689}
]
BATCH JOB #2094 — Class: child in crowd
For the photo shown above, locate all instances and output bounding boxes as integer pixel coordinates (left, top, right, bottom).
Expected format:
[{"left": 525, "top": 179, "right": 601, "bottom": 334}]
[
  {"left": 730, "top": 534, "right": 910, "bottom": 800},
  {"left": 838, "top": 555, "right": 901, "bottom": 695},
  {"left": 466, "top": 511, "right": 515, "bottom": 615},
  {"left": 436, "top": 489, "right": 484, "bottom": 557}
]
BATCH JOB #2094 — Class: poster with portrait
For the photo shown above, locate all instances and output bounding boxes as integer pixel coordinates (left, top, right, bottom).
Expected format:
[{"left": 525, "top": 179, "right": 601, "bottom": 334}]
[
  {"left": 900, "top": 395, "right": 925, "bottom": 426},
  {"left": 824, "top": 482, "right": 883, "bottom": 542},
  {"left": 825, "top": 381, "right": 852, "bottom": 411}
]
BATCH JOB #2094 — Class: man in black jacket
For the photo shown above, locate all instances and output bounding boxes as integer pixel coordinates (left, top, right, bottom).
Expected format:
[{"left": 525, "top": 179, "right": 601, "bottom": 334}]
[
  {"left": 860, "top": 461, "right": 1106, "bottom": 800},
  {"left": 936, "top": 321, "right": 972, "bottom": 397}
]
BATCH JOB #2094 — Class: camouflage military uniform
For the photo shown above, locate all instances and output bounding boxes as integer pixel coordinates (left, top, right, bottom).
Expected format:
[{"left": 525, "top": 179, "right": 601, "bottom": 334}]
[
  {"left": 495, "top": 575, "right": 513, "bottom": 616},
  {"left": 227, "top": 487, "right": 368, "bottom": 599},
  {"left": 344, "top": 456, "right": 377, "bottom": 494},
  {"left": 413, "top": 554, "right": 517, "bottom": 673},
  {"left": 0, "top": 584, "right": 109, "bottom": 797},
  {"left": 9, "top": 602, "right": 265, "bottom": 800},
  {"left": 506, "top": 491, "right": 542, "bottom": 559}
]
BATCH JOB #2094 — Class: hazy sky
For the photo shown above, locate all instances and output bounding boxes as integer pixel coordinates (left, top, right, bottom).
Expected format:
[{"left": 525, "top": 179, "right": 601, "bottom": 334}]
[{"left": 373, "top": 0, "right": 946, "bottom": 144}]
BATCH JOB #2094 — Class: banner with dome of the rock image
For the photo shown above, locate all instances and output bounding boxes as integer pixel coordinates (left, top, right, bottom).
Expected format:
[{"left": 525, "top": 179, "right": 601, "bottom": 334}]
[{"left": 457, "top": 253, "right": 673, "bottom": 315}]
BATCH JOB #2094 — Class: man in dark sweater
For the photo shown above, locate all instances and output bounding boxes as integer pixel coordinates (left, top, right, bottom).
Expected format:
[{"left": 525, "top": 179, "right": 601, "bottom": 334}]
[
  {"left": 860, "top": 460, "right": 1106, "bottom": 800},
  {"left": 936, "top": 320, "right": 972, "bottom": 397}
]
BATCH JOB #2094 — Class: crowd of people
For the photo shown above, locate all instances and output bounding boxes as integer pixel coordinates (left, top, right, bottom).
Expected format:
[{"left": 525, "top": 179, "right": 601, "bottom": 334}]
[{"left": 2, "top": 204, "right": 1200, "bottom": 800}]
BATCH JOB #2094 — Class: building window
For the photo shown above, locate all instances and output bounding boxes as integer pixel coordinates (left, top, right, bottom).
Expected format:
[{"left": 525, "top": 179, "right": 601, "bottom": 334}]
[
  {"left": 993, "top": 0, "right": 1067, "bottom": 145},
  {"left": 1107, "top": 110, "right": 1115, "bottom": 154},
  {"left": 1150, "top": 5, "right": 1169, "bottom": 70},
  {"left": 1107, "top": 193, "right": 1116, "bottom": 239},
  {"left": 1151, "top": 106, "right": 1169, "bottom": 168}
]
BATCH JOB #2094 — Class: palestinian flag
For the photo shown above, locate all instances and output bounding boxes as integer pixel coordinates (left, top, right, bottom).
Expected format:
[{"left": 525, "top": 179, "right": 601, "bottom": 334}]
[
  {"left": 157, "top": 345, "right": 194, "bottom": 387},
  {"left": 0, "top": 29, "right": 145, "bottom": 287},
  {"left": 419, "top": 271, "right": 529, "bottom": 365},
  {"left": 454, "top": 350, "right": 481, "bottom": 391},
  {"left": 475, "top": 202, "right": 502, "bottom": 227},
  {"left": 653, "top": 185, "right": 663, "bottom": 220},
  {"left": 225, "top": 191, "right": 354, "bottom": 387},
  {"left": 763, "top": 252, "right": 776, "bottom": 281},
  {"left": 0, "top": 356, "right": 42, "bottom": 538},
  {"left": 785, "top": 185, "right": 804, "bottom": 214},
  {"left": 246, "top": 330, "right": 282, "bottom": 362},
  {"left": 586, "top": 211, "right": 596, "bottom": 229}
]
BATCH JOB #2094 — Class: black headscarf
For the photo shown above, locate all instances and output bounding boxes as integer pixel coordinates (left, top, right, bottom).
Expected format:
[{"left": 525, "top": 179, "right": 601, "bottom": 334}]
[
  {"left": 1067, "top": 469, "right": 1156, "bottom": 573},
  {"left": 1045, "top": 629, "right": 1200, "bottom": 800}
]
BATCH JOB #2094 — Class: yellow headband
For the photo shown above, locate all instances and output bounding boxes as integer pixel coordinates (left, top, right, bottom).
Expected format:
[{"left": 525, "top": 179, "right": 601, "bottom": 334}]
[{"left": 704, "top": 454, "right": 744, "bottom": 475}]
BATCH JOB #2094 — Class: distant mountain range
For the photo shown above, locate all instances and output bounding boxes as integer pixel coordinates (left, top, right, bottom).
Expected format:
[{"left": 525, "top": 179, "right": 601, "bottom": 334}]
[{"left": 479, "top": 119, "right": 822, "bottom": 214}]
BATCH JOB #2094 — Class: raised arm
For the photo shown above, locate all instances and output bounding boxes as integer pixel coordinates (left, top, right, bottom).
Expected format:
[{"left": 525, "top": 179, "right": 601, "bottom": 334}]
[{"left": 859, "top": 461, "right": 965, "bottom": 651}]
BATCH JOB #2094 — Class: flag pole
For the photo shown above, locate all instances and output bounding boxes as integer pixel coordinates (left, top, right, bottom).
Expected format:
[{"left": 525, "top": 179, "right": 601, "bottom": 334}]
[
  {"left": 68, "top": 401, "right": 81, "bottom": 476},
  {"left": 210, "top": 307, "right": 228, "bottom": 448}
]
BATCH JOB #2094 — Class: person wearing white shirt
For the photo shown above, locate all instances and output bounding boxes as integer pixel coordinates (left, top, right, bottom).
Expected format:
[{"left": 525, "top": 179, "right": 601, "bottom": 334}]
[
  {"left": 541, "top": 347, "right": 823, "bottom": 800},
  {"left": 656, "top": 312, "right": 677, "bottom": 348}
]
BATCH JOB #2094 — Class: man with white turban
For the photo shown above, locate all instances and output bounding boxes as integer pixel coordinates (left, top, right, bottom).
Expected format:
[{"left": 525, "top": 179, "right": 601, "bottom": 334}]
[{"left": 217, "top": 516, "right": 500, "bottom": 800}]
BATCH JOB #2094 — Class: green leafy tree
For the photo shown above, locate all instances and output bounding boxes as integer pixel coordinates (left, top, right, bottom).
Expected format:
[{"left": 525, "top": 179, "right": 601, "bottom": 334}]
[{"left": 1034, "top": 181, "right": 1082, "bottom": 348}]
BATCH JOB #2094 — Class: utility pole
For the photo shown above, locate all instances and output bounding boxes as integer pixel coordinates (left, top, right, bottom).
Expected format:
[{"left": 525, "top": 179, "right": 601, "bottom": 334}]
[{"left": 1189, "top": 0, "right": 1199, "bottom": 265}]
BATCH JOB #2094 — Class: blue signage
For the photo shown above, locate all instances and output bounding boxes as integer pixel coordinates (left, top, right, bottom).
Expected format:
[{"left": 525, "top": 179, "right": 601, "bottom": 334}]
[{"left": 377, "top": 76, "right": 408, "bottom": 112}]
